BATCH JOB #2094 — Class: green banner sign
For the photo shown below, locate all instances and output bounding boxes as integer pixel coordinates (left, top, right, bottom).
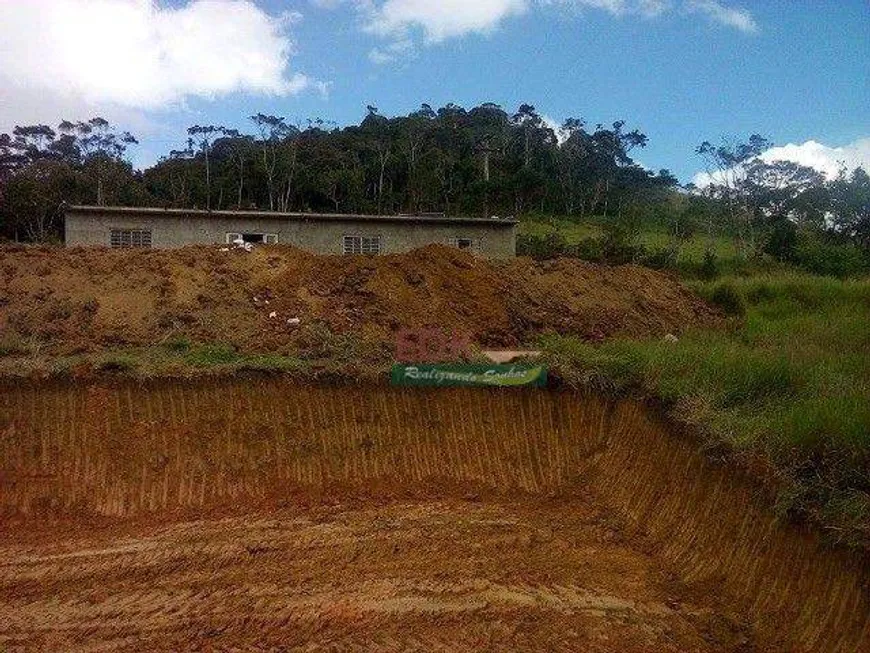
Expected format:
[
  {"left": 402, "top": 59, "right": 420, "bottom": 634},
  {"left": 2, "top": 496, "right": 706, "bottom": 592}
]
[{"left": 391, "top": 364, "right": 547, "bottom": 388}]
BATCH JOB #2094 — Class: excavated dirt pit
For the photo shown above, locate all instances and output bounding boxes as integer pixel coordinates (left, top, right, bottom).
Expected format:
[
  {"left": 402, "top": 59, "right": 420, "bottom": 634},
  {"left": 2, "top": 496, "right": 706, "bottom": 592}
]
[{"left": 0, "top": 379, "right": 868, "bottom": 652}]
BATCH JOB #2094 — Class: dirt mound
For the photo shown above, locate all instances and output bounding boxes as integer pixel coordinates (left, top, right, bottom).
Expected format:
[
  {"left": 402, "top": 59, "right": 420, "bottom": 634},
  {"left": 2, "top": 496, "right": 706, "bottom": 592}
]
[{"left": 0, "top": 244, "right": 720, "bottom": 355}]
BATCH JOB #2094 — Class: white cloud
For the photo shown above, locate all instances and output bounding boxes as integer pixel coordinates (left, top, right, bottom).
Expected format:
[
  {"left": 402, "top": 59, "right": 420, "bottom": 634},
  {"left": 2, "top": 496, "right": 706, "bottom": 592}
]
[
  {"left": 362, "top": 0, "right": 677, "bottom": 43},
  {"left": 369, "top": 37, "right": 416, "bottom": 64},
  {"left": 319, "top": 0, "right": 757, "bottom": 64},
  {"left": 544, "top": 0, "right": 672, "bottom": 17},
  {"left": 692, "top": 137, "right": 870, "bottom": 187},
  {"left": 364, "top": 0, "right": 529, "bottom": 43},
  {"left": 685, "top": 0, "right": 757, "bottom": 33},
  {"left": 636, "top": 0, "right": 672, "bottom": 17},
  {"left": 541, "top": 115, "right": 570, "bottom": 144},
  {"left": 0, "top": 0, "right": 313, "bottom": 117},
  {"left": 759, "top": 139, "right": 870, "bottom": 179}
]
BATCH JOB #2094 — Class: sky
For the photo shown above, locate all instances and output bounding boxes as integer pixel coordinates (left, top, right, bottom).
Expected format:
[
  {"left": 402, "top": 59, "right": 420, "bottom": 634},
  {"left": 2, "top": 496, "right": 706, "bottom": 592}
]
[{"left": 0, "top": 0, "right": 867, "bottom": 183}]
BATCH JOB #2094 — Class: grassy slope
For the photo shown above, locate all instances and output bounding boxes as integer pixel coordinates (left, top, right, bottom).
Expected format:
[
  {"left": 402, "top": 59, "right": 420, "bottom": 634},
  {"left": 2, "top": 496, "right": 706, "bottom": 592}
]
[
  {"left": 519, "top": 216, "right": 741, "bottom": 265},
  {"left": 0, "top": 335, "right": 388, "bottom": 381},
  {"left": 543, "top": 273, "right": 870, "bottom": 548}
]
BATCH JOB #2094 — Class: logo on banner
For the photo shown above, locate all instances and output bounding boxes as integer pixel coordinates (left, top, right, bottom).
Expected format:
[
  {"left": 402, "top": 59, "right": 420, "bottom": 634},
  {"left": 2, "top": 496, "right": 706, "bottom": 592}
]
[{"left": 391, "top": 327, "right": 546, "bottom": 388}]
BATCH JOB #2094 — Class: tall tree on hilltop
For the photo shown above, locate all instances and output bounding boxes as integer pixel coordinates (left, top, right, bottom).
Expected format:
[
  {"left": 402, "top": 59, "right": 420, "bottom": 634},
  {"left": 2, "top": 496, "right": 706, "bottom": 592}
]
[
  {"left": 214, "top": 130, "right": 255, "bottom": 209},
  {"left": 187, "top": 125, "right": 223, "bottom": 210},
  {"left": 361, "top": 106, "right": 394, "bottom": 214},
  {"left": 250, "top": 114, "right": 296, "bottom": 211},
  {"left": 60, "top": 118, "right": 138, "bottom": 205}
]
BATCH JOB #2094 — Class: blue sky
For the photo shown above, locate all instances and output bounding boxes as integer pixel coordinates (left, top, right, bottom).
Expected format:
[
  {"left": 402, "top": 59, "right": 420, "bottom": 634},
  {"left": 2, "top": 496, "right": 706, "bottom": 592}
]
[{"left": 1, "top": 0, "right": 868, "bottom": 182}]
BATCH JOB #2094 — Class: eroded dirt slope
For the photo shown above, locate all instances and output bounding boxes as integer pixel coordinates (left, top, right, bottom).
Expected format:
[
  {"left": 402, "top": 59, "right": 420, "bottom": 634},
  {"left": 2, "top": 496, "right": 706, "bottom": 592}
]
[
  {"left": 1, "top": 380, "right": 867, "bottom": 652},
  {"left": 0, "top": 244, "right": 720, "bottom": 354}
]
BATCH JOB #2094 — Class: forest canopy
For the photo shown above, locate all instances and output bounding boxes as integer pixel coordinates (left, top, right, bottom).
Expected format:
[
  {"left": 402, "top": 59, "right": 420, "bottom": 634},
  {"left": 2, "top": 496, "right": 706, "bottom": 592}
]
[
  {"left": 0, "top": 104, "right": 672, "bottom": 236},
  {"left": 0, "top": 102, "right": 867, "bottom": 274}
]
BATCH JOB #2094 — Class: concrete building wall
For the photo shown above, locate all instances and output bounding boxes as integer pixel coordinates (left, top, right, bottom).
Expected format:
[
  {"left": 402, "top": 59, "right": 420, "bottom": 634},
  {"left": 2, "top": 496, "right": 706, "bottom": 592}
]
[{"left": 64, "top": 209, "right": 516, "bottom": 258}]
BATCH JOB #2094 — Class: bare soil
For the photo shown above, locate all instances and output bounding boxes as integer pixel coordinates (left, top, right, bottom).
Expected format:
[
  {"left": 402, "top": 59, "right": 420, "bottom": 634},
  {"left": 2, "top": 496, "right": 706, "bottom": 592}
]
[
  {"left": 1, "top": 380, "right": 867, "bottom": 652},
  {"left": 0, "top": 244, "right": 721, "bottom": 355},
  {"left": 0, "top": 493, "right": 754, "bottom": 653}
]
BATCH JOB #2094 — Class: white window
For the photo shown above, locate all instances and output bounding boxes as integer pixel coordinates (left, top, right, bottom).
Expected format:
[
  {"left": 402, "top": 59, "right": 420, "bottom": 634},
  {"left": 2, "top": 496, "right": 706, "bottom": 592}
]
[
  {"left": 343, "top": 235, "right": 382, "bottom": 255},
  {"left": 110, "top": 229, "right": 152, "bottom": 248},
  {"left": 448, "top": 237, "right": 479, "bottom": 252},
  {"left": 226, "top": 232, "right": 278, "bottom": 245}
]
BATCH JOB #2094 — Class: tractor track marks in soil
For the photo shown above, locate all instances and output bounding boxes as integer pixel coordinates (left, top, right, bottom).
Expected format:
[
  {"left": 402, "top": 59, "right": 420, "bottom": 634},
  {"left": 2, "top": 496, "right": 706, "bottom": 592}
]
[
  {"left": 0, "top": 500, "right": 749, "bottom": 653},
  {"left": 1, "top": 381, "right": 867, "bottom": 651}
]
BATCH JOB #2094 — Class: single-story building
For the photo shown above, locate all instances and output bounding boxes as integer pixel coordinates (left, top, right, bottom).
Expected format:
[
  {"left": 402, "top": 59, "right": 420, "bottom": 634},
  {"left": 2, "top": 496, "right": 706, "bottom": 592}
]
[{"left": 63, "top": 205, "right": 517, "bottom": 258}]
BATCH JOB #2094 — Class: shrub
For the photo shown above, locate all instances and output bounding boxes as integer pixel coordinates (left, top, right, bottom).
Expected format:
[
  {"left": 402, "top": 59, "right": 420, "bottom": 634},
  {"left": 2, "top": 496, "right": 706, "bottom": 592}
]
[
  {"left": 700, "top": 249, "right": 719, "bottom": 280},
  {"left": 163, "top": 335, "right": 192, "bottom": 353},
  {"left": 185, "top": 344, "right": 240, "bottom": 367},
  {"left": 572, "top": 237, "right": 603, "bottom": 262},
  {"left": 709, "top": 282, "right": 745, "bottom": 316},
  {"left": 763, "top": 219, "right": 798, "bottom": 262},
  {"left": 601, "top": 220, "right": 644, "bottom": 264},
  {"left": 794, "top": 236, "right": 868, "bottom": 278},
  {"left": 642, "top": 247, "right": 678, "bottom": 270},
  {"left": 517, "top": 231, "right": 569, "bottom": 260}
]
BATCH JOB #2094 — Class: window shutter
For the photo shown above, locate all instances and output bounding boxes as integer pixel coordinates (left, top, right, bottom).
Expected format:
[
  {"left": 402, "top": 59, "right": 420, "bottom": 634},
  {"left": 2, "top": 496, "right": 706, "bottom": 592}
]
[{"left": 110, "top": 229, "right": 152, "bottom": 248}]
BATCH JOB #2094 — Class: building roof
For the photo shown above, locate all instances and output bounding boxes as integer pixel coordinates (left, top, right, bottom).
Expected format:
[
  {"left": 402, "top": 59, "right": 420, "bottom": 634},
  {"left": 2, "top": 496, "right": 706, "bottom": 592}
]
[{"left": 65, "top": 205, "right": 518, "bottom": 227}]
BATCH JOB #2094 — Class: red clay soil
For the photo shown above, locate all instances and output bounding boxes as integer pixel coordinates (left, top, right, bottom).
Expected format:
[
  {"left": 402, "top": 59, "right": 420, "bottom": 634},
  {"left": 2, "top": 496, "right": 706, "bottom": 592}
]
[
  {"left": 0, "top": 493, "right": 755, "bottom": 653},
  {"left": 2, "top": 380, "right": 867, "bottom": 652},
  {"left": 0, "top": 244, "right": 721, "bottom": 355},
  {"left": 0, "top": 382, "right": 755, "bottom": 653}
]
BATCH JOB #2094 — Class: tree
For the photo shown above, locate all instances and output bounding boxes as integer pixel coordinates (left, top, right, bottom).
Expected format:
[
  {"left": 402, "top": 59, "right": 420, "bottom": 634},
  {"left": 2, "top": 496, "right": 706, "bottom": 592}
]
[
  {"left": 2, "top": 159, "right": 83, "bottom": 241},
  {"left": 214, "top": 130, "right": 254, "bottom": 209},
  {"left": 250, "top": 114, "right": 295, "bottom": 211},
  {"left": 361, "top": 106, "right": 394, "bottom": 214},
  {"left": 56, "top": 118, "right": 137, "bottom": 205},
  {"left": 553, "top": 118, "right": 587, "bottom": 216},
  {"left": 277, "top": 123, "right": 304, "bottom": 212},
  {"left": 512, "top": 104, "right": 543, "bottom": 169},
  {"left": 187, "top": 125, "right": 223, "bottom": 210},
  {"left": 0, "top": 118, "right": 141, "bottom": 241},
  {"left": 696, "top": 134, "right": 771, "bottom": 256},
  {"left": 830, "top": 167, "right": 870, "bottom": 250},
  {"left": 11, "top": 125, "right": 57, "bottom": 162},
  {"left": 15, "top": 102, "right": 852, "bottom": 253},
  {"left": 400, "top": 104, "right": 437, "bottom": 212}
]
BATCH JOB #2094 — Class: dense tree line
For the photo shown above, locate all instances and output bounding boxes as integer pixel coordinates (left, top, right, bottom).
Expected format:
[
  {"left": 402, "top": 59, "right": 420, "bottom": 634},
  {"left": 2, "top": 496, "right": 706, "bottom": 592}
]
[
  {"left": 693, "top": 135, "right": 870, "bottom": 261},
  {"left": 0, "top": 103, "right": 674, "bottom": 239},
  {"left": 0, "top": 102, "right": 867, "bottom": 274},
  {"left": 0, "top": 118, "right": 142, "bottom": 241}
]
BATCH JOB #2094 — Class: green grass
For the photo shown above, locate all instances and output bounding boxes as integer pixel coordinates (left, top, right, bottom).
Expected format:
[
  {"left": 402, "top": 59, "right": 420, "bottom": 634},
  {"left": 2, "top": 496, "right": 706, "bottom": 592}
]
[
  {"left": 518, "top": 216, "right": 743, "bottom": 273},
  {"left": 542, "top": 272, "right": 870, "bottom": 548},
  {"left": 635, "top": 229, "right": 739, "bottom": 263},
  {"left": 184, "top": 343, "right": 241, "bottom": 367},
  {"left": 519, "top": 218, "right": 604, "bottom": 243},
  {"left": 520, "top": 215, "right": 869, "bottom": 279},
  {"left": 0, "top": 323, "right": 396, "bottom": 378},
  {"left": 0, "top": 342, "right": 313, "bottom": 378}
]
